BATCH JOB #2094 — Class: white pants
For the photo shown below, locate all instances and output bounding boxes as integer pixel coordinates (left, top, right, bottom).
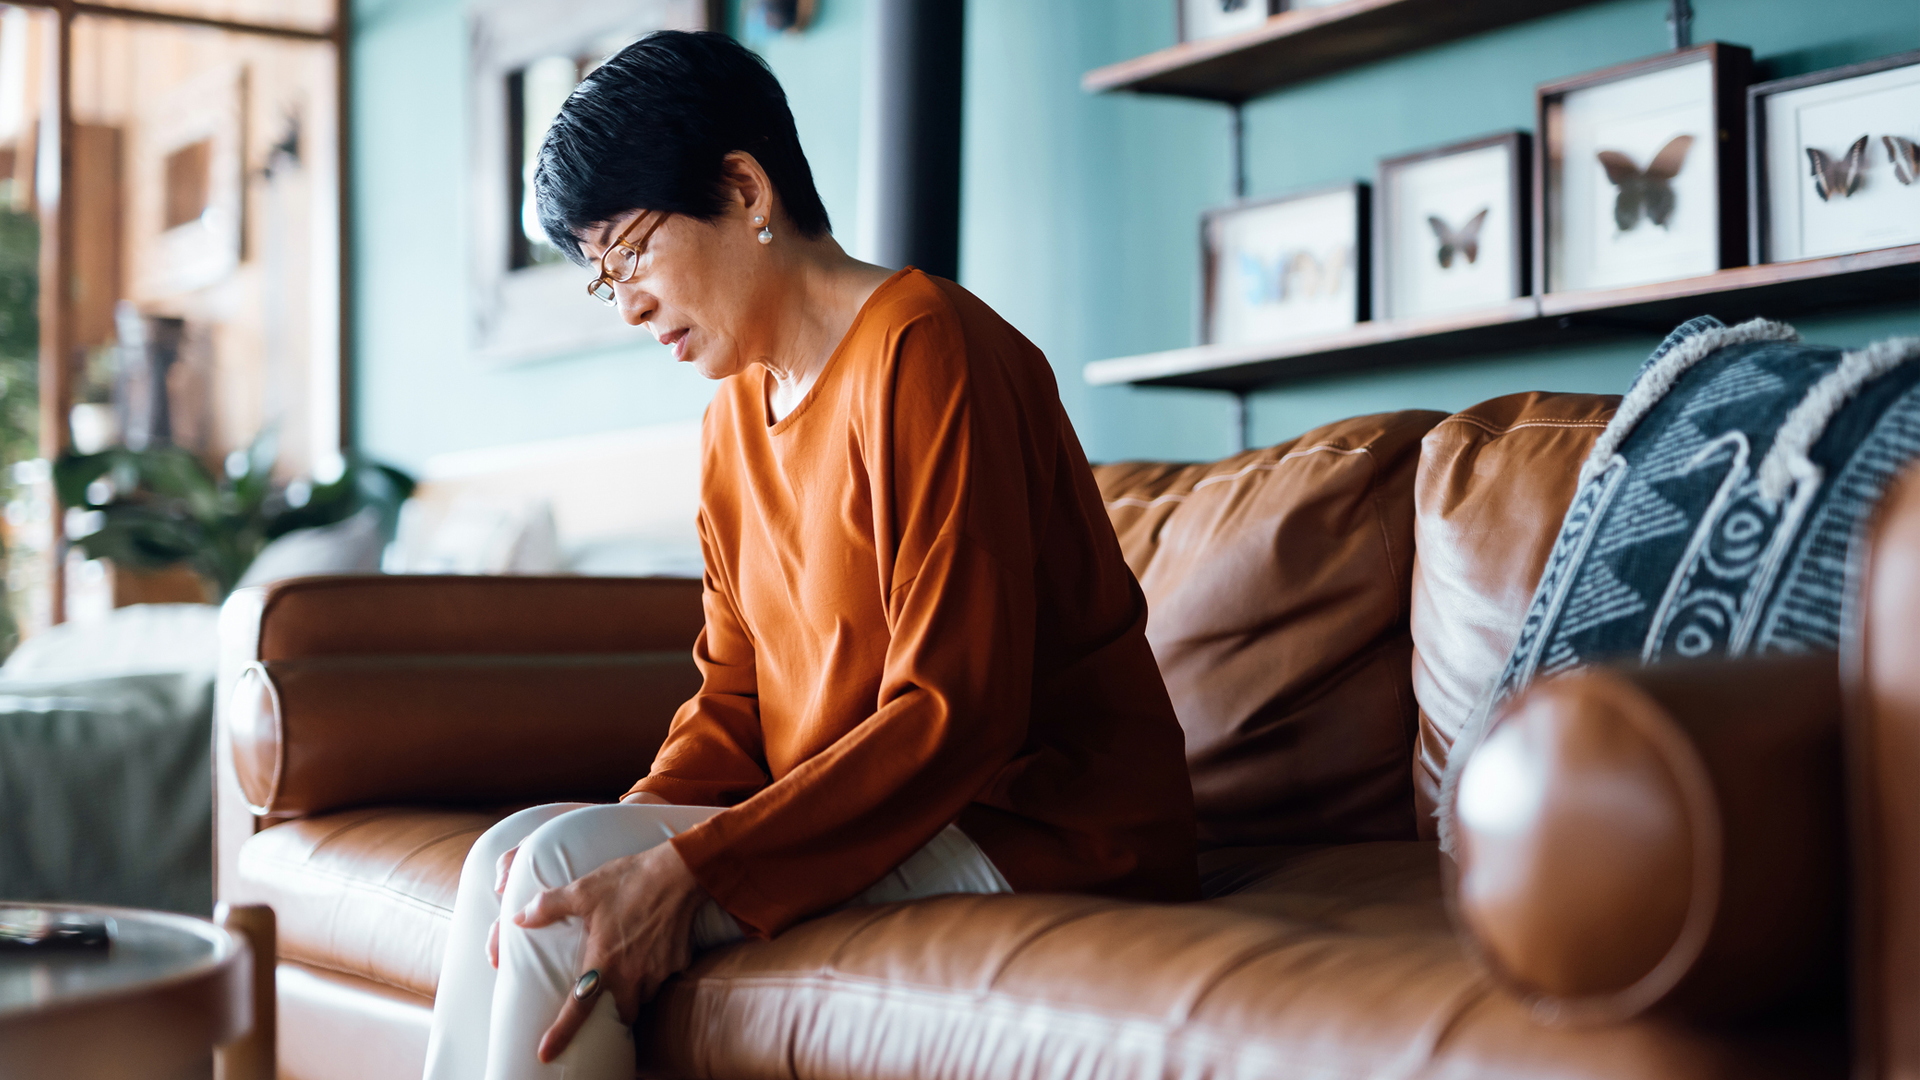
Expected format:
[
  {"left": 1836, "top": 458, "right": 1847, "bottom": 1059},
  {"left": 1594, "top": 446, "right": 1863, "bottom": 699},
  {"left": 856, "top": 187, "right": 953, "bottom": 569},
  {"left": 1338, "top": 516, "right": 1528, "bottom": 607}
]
[{"left": 422, "top": 802, "right": 1011, "bottom": 1080}]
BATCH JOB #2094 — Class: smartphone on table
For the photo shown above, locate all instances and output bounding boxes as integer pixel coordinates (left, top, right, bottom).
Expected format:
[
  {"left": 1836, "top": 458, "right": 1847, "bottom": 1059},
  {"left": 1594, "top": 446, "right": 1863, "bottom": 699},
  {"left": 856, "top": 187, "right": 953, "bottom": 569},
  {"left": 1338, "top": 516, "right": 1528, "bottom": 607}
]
[{"left": 0, "top": 908, "right": 115, "bottom": 952}]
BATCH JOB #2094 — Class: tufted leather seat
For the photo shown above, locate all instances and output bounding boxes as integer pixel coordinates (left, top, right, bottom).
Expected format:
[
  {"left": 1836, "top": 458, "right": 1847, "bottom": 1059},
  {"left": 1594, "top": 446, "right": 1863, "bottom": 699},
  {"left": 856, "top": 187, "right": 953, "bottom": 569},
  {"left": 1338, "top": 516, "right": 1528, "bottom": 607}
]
[{"left": 647, "top": 844, "right": 1836, "bottom": 1079}]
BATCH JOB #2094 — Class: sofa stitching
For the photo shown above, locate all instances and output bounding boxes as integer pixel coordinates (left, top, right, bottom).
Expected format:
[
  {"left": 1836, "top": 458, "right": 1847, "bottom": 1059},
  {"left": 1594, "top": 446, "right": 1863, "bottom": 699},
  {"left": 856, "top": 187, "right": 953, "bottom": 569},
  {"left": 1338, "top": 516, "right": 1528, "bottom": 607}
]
[
  {"left": 678, "top": 969, "right": 1400, "bottom": 1073},
  {"left": 302, "top": 807, "right": 435, "bottom": 857},
  {"left": 1440, "top": 415, "right": 1612, "bottom": 437},
  {"left": 283, "top": 952, "right": 435, "bottom": 1001},
  {"left": 820, "top": 905, "right": 913, "bottom": 974},
  {"left": 982, "top": 903, "right": 1117, "bottom": 995},
  {"left": 1103, "top": 444, "right": 1371, "bottom": 510},
  {"left": 1173, "top": 928, "right": 1334, "bottom": 1026},
  {"left": 383, "top": 824, "right": 491, "bottom": 889},
  {"left": 244, "top": 850, "right": 460, "bottom": 917}
]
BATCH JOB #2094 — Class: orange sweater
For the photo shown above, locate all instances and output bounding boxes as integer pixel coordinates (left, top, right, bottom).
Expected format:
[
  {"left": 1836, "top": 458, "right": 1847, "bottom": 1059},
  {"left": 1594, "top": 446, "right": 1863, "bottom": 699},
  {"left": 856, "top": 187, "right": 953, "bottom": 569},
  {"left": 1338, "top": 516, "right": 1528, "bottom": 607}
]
[{"left": 629, "top": 269, "right": 1197, "bottom": 936}]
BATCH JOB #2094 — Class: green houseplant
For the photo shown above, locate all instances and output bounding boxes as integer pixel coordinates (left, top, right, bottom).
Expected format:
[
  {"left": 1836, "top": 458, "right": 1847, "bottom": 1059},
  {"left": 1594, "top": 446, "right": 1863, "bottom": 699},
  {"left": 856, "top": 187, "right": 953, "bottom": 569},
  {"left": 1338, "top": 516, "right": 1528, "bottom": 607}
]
[{"left": 53, "top": 433, "right": 415, "bottom": 600}]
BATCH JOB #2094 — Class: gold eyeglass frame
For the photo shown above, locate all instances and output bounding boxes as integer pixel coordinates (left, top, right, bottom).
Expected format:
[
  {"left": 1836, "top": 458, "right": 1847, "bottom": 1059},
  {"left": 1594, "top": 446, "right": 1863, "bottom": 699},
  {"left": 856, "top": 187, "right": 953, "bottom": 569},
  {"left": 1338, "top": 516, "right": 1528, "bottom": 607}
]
[{"left": 587, "top": 211, "right": 666, "bottom": 306}]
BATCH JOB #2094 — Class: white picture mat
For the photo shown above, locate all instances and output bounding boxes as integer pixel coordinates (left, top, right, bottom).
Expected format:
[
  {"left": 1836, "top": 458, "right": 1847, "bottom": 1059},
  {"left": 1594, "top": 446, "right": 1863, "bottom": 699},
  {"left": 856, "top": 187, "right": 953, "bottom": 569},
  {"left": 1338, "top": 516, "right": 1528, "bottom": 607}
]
[
  {"left": 1554, "top": 58, "right": 1718, "bottom": 292},
  {"left": 1764, "top": 61, "right": 1920, "bottom": 261},
  {"left": 1381, "top": 142, "right": 1516, "bottom": 319},
  {"left": 1207, "top": 188, "right": 1359, "bottom": 345},
  {"left": 1183, "top": 0, "right": 1267, "bottom": 41}
]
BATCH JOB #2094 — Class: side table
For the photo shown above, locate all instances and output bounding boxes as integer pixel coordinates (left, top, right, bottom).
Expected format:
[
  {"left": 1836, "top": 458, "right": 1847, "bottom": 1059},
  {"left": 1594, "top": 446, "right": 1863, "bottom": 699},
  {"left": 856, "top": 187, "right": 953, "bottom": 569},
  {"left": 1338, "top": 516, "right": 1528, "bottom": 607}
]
[{"left": 0, "top": 901, "right": 274, "bottom": 1080}]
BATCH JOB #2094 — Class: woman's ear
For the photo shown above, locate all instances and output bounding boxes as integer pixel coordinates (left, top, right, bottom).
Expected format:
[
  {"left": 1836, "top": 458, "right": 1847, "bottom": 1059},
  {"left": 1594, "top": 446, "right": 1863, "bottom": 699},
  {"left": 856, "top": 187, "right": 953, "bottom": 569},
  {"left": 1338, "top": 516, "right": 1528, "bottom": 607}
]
[{"left": 718, "top": 151, "right": 774, "bottom": 223}]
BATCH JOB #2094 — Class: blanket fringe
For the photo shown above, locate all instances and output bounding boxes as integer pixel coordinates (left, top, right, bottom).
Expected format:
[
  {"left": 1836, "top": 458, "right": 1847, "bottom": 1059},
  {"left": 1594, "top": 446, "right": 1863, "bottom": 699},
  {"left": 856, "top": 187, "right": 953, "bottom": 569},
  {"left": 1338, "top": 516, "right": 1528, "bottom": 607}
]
[
  {"left": 1578, "top": 318, "right": 1800, "bottom": 488},
  {"left": 1758, "top": 336, "right": 1920, "bottom": 502}
]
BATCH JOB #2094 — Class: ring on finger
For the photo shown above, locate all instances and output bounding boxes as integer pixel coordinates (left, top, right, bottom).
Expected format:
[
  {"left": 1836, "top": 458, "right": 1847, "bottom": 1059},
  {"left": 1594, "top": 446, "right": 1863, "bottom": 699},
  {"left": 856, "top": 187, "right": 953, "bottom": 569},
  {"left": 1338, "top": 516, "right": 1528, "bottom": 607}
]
[{"left": 573, "top": 969, "right": 602, "bottom": 1001}]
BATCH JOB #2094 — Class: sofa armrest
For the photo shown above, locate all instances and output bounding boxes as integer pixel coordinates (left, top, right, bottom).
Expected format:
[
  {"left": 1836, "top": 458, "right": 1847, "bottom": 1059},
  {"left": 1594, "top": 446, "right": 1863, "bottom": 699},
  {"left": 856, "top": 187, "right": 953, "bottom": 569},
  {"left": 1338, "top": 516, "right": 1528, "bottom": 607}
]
[
  {"left": 1849, "top": 462, "right": 1920, "bottom": 1080},
  {"left": 1449, "top": 653, "right": 1843, "bottom": 1025},
  {"left": 214, "top": 575, "right": 705, "bottom": 901}
]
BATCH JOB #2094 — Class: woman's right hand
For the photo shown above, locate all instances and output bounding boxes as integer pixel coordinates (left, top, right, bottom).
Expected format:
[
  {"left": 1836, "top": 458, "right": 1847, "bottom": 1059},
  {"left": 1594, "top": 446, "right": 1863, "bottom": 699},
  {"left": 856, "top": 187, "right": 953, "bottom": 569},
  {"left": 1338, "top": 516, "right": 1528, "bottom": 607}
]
[{"left": 486, "top": 844, "right": 520, "bottom": 969}]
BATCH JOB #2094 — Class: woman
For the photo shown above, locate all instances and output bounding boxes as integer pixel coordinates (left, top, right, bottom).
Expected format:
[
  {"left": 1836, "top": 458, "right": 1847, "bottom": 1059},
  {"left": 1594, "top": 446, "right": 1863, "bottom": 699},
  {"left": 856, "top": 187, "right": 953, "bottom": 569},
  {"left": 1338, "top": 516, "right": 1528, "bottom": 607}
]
[{"left": 423, "top": 30, "right": 1196, "bottom": 1080}]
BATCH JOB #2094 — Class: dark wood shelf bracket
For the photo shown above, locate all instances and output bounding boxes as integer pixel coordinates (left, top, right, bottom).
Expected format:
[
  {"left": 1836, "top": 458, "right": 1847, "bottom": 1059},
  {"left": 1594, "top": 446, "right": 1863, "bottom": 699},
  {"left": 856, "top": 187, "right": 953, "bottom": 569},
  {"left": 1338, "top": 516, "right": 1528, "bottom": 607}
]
[{"left": 1668, "top": 0, "right": 1693, "bottom": 50}]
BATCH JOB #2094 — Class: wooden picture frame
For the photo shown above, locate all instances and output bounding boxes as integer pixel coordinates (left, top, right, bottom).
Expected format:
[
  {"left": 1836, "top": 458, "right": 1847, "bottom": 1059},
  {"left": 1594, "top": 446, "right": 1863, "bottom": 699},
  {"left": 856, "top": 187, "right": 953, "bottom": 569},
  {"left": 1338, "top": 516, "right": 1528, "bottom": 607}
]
[
  {"left": 1535, "top": 42, "right": 1751, "bottom": 296},
  {"left": 1374, "top": 130, "right": 1529, "bottom": 321},
  {"left": 468, "top": 0, "right": 721, "bottom": 367},
  {"left": 137, "top": 65, "right": 247, "bottom": 297},
  {"left": 1177, "top": 0, "right": 1281, "bottom": 45},
  {"left": 1200, "top": 182, "right": 1368, "bottom": 347},
  {"left": 1748, "top": 49, "right": 1920, "bottom": 265}
]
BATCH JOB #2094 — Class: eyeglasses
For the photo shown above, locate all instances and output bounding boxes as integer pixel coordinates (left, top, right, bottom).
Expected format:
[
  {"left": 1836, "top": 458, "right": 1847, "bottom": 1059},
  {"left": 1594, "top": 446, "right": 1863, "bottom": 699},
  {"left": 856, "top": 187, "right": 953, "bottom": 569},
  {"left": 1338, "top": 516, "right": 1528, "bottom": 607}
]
[{"left": 587, "top": 211, "right": 666, "bottom": 306}]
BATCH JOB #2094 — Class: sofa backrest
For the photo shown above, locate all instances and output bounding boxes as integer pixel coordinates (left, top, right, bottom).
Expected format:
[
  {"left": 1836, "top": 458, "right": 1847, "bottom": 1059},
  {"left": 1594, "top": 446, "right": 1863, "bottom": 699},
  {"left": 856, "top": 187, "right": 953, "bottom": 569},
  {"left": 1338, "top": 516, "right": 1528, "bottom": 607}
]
[
  {"left": 1094, "top": 410, "right": 1443, "bottom": 848},
  {"left": 1407, "top": 392, "right": 1618, "bottom": 838}
]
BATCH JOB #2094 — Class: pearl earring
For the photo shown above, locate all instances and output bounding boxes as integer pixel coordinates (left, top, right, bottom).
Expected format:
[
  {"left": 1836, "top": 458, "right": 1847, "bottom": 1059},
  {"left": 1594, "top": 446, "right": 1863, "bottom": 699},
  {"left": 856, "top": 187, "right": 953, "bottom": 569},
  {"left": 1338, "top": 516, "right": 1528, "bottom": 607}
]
[
  {"left": 757, "top": 225, "right": 773, "bottom": 244},
  {"left": 752, "top": 215, "right": 766, "bottom": 225}
]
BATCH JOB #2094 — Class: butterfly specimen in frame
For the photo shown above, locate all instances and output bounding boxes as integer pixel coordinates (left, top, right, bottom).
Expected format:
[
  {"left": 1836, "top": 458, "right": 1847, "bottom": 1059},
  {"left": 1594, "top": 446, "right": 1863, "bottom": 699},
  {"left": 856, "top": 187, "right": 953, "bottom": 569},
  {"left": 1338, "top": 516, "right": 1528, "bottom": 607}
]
[
  {"left": 1596, "top": 134, "right": 1695, "bottom": 231},
  {"left": 1807, "top": 136, "right": 1870, "bottom": 200},
  {"left": 1427, "top": 209, "right": 1489, "bottom": 269},
  {"left": 1886, "top": 135, "right": 1919, "bottom": 186},
  {"left": 1235, "top": 247, "right": 1349, "bottom": 306}
]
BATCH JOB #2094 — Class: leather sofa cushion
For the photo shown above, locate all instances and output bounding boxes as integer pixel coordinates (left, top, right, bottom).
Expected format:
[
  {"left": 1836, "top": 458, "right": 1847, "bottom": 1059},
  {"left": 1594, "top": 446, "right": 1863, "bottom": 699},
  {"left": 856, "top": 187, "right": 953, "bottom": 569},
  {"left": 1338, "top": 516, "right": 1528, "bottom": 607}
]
[
  {"left": 228, "top": 653, "right": 700, "bottom": 816},
  {"left": 1409, "top": 392, "right": 1618, "bottom": 838},
  {"left": 643, "top": 843, "right": 1839, "bottom": 1080},
  {"left": 1095, "top": 410, "right": 1445, "bottom": 847},
  {"left": 223, "top": 576, "right": 704, "bottom": 817},
  {"left": 241, "top": 575, "right": 706, "bottom": 661},
  {"left": 1453, "top": 656, "right": 1843, "bottom": 1025},
  {"left": 245, "top": 809, "right": 1838, "bottom": 1078},
  {"left": 235, "top": 807, "right": 503, "bottom": 998}
]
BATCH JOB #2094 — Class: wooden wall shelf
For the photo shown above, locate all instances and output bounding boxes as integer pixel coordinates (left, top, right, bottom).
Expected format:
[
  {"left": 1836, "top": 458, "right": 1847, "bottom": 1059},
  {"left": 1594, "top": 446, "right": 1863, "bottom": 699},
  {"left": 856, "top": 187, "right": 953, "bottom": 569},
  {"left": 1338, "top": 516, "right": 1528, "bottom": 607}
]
[
  {"left": 1084, "top": 245, "right": 1920, "bottom": 392},
  {"left": 1083, "top": 0, "right": 1608, "bottom": 102}
]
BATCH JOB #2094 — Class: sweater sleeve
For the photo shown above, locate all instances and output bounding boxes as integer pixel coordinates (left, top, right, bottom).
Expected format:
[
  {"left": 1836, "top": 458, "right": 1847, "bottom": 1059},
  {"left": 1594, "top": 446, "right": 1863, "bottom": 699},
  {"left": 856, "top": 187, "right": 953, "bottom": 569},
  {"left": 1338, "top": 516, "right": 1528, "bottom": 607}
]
[
  {"left": 625, "top": 508, "right": 771, "bottom": 807},
  {"left": 669, "top": 313, "right": 1042, "bottom": 937}
]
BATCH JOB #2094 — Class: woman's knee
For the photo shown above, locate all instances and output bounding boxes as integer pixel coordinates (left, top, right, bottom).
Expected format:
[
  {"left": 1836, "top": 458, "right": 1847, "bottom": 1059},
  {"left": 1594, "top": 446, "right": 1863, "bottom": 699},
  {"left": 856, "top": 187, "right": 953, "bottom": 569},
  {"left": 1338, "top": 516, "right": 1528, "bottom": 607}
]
[
  {"left": 511, "top": 803, "right": 640, "bottom": 892},
  {"left": 463, "top": 803, "right": 586, "bottom": 882}
]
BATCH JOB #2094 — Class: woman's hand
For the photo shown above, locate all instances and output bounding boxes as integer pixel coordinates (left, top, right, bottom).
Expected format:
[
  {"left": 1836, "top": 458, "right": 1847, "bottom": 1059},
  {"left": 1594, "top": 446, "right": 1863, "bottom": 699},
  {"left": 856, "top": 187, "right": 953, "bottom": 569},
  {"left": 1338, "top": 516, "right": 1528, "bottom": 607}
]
[
  {"left": 513, "top": 839, "right": 709, "bottom": 1063},
  {"left": 486, "top": 844, "right": 519, "bottom": 969}
]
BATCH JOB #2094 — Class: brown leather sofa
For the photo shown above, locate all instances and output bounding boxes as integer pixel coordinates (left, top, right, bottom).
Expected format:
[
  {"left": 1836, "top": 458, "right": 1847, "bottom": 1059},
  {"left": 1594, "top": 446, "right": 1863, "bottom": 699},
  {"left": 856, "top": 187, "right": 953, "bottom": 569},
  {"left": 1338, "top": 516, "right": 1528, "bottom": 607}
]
[{"left": 215, "top": 390, "right": 1904, "bottom": 1079}]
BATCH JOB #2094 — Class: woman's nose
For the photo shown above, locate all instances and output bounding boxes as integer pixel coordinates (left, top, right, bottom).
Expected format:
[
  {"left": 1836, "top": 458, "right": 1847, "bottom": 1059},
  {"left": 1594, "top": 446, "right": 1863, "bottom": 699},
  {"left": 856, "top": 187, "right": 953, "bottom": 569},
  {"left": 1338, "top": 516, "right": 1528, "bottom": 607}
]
[{"left": 615, "top": 282, "right": 654, "bottom": 326}]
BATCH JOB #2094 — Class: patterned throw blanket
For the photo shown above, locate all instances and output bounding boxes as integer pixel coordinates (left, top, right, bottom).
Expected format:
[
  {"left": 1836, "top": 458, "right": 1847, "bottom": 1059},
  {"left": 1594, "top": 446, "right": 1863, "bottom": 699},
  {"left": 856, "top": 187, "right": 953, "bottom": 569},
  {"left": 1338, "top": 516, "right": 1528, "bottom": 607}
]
[{"left": 1438, "top": 315, "right": 1920, "bottom": 848}]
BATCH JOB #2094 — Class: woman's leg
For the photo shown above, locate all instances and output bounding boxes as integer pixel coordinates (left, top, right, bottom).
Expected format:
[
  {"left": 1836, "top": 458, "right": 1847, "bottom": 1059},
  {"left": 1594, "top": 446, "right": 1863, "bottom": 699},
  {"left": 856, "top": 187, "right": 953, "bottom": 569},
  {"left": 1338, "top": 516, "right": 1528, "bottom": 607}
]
[
  {"left": 432, "top": 805, "right": 1009, "bottom": 1080},
  {"left": 483, "top": 802, "right": 724, "bottom": 1080},
  {"left": 850, "top": 823, "right": 1012, "bottom": 905},
  {"left": 422, "top": 803, "right": 588, "bottom": 1080}
]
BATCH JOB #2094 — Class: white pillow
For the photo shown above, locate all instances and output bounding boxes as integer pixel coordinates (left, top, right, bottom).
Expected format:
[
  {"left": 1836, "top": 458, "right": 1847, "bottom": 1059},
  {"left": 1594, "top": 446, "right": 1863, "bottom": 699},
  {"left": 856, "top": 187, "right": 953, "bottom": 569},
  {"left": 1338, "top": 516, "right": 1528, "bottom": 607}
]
[
  {"left": 383, "top": 496, "right": 562, "bottom": 575},
  {"left": 236, "top": 506, "right": 386, "bottom": 589},
  {"left": 0, "top": 603, "right": 221, "bottom": 681}
]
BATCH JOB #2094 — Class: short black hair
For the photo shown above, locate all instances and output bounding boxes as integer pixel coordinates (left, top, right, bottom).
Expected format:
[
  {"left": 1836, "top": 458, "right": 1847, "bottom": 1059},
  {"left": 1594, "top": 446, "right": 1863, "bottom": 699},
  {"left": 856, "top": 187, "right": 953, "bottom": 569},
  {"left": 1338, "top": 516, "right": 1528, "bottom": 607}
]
[{"left": 534, "top": 30, "right": 831, "bottom": 264}]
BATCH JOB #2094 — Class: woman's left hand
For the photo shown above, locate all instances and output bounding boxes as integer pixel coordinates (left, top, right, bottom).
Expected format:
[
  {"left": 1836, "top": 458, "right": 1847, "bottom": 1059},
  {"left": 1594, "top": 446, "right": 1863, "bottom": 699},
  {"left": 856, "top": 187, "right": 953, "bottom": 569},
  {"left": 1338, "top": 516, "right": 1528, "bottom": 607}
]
[{"left": 512, "top": 840, "right": 708, "bottom": 1063}]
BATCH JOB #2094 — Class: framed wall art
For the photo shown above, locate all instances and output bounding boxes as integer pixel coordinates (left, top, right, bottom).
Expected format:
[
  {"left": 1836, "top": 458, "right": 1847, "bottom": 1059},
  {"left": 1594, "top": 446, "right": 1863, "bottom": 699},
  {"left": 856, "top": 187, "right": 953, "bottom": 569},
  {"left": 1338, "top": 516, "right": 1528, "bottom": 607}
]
[
  {"left": 137, "top": 65, "right": 247, "bottom": 297},
  {"left": 1749, "top": 49, "right": 1920, "bottom": 264},
  {"left": 1201, "top": 183, "right": 1367, "bottom": 347},
  {"left": 1374, "top": 131, "right": 1529, "bottom": 321},
  {"left": 1178, "top": 0, "right": 1278, "bottom": 44},
  {"left": 1537, "top": 43, "right": 1751, "bottom": 295},
  {"left": 469, "top": 0, "right": 721, "bottom": 366}
]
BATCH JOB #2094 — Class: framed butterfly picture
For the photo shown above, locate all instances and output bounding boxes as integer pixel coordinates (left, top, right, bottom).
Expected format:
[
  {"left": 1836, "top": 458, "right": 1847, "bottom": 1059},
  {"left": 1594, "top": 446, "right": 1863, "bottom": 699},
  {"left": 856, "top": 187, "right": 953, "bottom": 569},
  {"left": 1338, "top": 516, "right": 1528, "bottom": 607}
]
[
  {"left": 1749, "top": 50, "right": 1920, "bottom": 264},
  {"left": 1177, "top": 0, "right": 1280, "bottom": 44},
  {"left": 1375, "top": 131, "right": 1529, "bottom": 321},
  {"left": 1537, "top": 43, "right": 1752, "bottom": 295},
  {"left": 1200, "top": 183, "right": 1367, "bottom": 347}
]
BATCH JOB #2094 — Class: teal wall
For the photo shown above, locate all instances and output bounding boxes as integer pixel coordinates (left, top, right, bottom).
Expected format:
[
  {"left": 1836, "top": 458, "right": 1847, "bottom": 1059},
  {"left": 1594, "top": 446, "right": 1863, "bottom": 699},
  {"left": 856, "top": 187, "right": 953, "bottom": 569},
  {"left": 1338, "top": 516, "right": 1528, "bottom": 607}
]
[{"left": 351, "top": 0, "right": 1920, "bottom": 471}]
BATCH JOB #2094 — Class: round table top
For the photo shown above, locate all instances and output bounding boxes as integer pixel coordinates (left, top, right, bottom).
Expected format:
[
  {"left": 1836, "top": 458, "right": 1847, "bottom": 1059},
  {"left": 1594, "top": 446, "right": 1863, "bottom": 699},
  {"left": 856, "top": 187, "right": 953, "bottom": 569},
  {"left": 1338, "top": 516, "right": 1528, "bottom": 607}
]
[
  {"left": 0, "top": 903, "right": 232, "bottom": 1013},
  {"left": 0, "top": 902, "right": 251, "bottom": 1077}
]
